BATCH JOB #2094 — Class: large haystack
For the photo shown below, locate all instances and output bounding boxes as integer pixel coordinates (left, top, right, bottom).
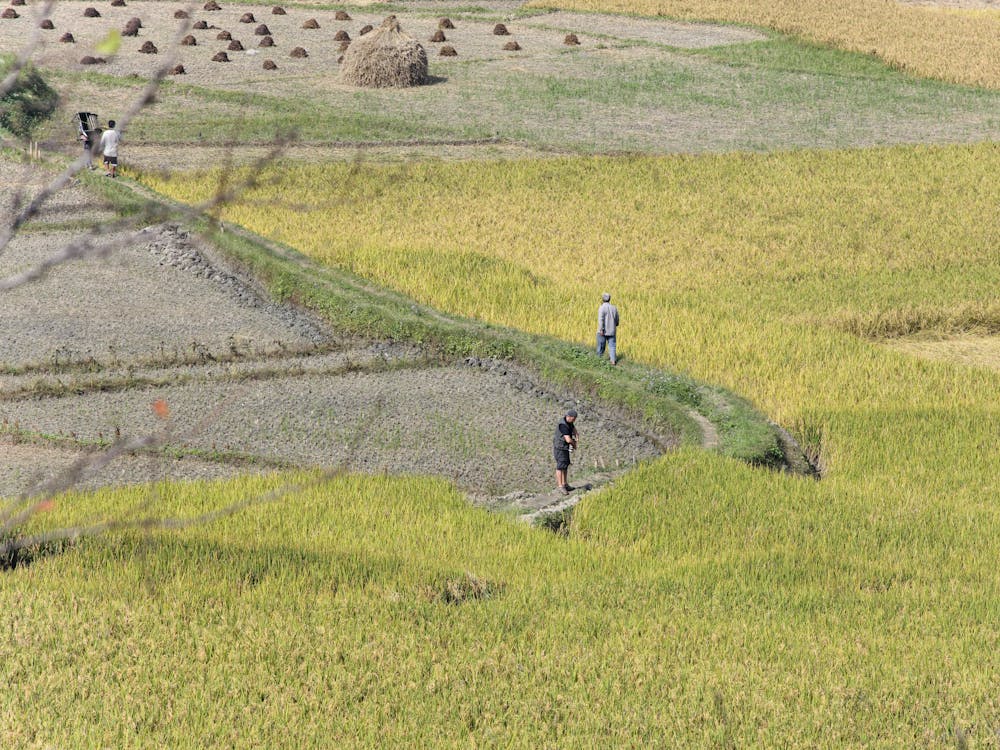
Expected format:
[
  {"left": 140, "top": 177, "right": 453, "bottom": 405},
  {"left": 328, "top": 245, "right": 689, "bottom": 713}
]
[{"left": 339, "top": 16, "right": 427, "bottom": 88}]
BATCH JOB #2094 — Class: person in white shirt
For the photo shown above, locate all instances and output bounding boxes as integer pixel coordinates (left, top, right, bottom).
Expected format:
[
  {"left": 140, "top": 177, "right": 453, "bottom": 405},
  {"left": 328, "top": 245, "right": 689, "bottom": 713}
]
[{"left": 99, "top": 119, "right": 120, "bottom": 178}]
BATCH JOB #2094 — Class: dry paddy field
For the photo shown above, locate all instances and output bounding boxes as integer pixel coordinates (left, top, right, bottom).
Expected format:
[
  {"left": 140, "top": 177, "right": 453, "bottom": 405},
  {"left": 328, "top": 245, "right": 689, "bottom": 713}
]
[
  {"left": 7, "top": 0, "right": 1000, "bottom": 161},
  {"left": 0, "top": 161, "right": 660, "bottom": 504},
  {"left": 0, "top": 0, "right": 763, "bottom": 84}
]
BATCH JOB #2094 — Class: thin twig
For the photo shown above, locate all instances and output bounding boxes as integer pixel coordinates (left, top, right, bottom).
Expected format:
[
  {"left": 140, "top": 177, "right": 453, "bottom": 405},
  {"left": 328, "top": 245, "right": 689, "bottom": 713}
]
[
  {"left": 0, "top": 138, "right": 289, "bottom": 291},
  {"left": 0, "top": 470, "right": 339, "bottom": 558},
  {"left": 0, "top": 14, "right": 189, "bottom": 258}
]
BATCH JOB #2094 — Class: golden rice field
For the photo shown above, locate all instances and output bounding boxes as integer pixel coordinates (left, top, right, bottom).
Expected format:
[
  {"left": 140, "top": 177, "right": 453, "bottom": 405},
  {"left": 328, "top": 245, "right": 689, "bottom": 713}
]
[
  {"left": 527, "top": 0, "right": 1000, "bottom": 89},
  {"left": 7, "top": 143, "right": 999, "bottom": 745}
]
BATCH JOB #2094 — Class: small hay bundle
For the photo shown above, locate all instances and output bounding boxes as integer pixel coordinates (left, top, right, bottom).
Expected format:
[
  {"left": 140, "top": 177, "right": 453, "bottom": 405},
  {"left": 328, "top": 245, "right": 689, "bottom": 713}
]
[
  {"left": 216, "top": 29, "right": 230, "bottom": 39},
  {"left": 60, "top": 32, "right": 74, "bottom": 42},
  {"left": 239, "top": 12, "right": 254, "bottom": 23},
  {"left": 502, "top": 40, "right": 520, "bottom": 51},
  {"left": 10, "top": 0, "right": 26, "bottom": 6},
  {"left": 492, "top": 23, "right": 508, "bottom": 35},
  {"left": 429, "top": 29, "right": 445, "bottom": 43},
  {"left": 563, "top": 33, "right": 580, "bottom": 45},
  {"left": 129, "top": 16, "right": 142, "bottom": 27},
  {"left": 122, "top": 19, "right": 140, "bottom": 36},
  {"left": 193, "top": 19, "right": 208, "bottom": 29},
  {"left": 301, "top": 18, "right": 319, "bottom": 29},
  {"left": 80, "top": 55, "right": 105, "bottom": 64},
  {"left": 258, "top": 35, "right": 274, "bottom": 46},
  {"left": 211, "top": 50, "right": 229, "bottom": 61},
  {"left": 83, "top": 7, "right": 100, "bottom": 17},
  {"left": 227, "top": 38, "right": 243, "bottom": 50},
  {"left": 40, "top": 18, "right": 54, "bottom": 29},
  {"left": 438, "top": 44, "right": 456, "bottom": 56},
  {"left": 254, "top": 23, "right": 269, "bottom": 35},
  {"left": 358, "top": 24, "right": 372, "bottom": 35},
  {"left": 340, "top": 15, "right": 427, "bottom": 88},
  {"left": 271, "top": 5, "right": 285, "bottom": 14},
  {"left": 438, "top": 18, "right": 454, "bottom": 29},
  {"left": 139, "top": 40, "right": 157, "bottom": 53},
  {"left": 203, "top": 0, "right": 221, "bottom": 10},
  {"left": 334, "top": 10, "right": 350, "bottom": 20},
  {"left": 289, "top": 46, "right": 307, "bottom": 57},
  {"left": 170, "top": 64, "right": 186, "bottom": 74},
  {"left": 181, "top": 34, "right": 196, "bottom": 45},
  {"left": 263, "top": 59, "right": 277, "bottom": 69},
  {"left": 110, "top": 0, "right": 126, "bottom": 6},
  {"left": 333, "top": 29, "right": 349, "bottom": 41},
  {"left": 1, "top": 8, "right": 18, "bottom": 18},
  {"left": 174, "top": 9, "right": 188, "bottom": 19}
]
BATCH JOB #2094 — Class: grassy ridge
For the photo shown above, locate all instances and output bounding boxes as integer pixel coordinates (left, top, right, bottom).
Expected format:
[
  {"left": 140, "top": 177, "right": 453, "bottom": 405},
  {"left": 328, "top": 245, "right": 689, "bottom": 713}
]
[
  {"left": 529, "top": 0, "right": 1000, "bottom": 89},
  {"left": 142, "top": 143, "right": 1000, "bottom": 426}
]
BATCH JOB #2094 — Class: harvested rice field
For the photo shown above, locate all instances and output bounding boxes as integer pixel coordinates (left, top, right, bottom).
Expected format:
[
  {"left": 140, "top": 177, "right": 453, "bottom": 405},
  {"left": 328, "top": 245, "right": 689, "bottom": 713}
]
[
  {"left": 9, "top": 0, "right": 1000, "bottom": 159},
  {"left": 0, "top": 169, "right": 662, "bottom": 502}
]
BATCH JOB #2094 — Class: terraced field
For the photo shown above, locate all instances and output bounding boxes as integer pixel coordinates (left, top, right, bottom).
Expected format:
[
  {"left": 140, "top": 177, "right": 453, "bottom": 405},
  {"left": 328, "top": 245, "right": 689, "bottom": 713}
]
[
  {"left": 3, "top": 0, "right": 1000, "bottom": 746},
  {"left": 0, "top": 165, "right": 667, "bottom": 504}
]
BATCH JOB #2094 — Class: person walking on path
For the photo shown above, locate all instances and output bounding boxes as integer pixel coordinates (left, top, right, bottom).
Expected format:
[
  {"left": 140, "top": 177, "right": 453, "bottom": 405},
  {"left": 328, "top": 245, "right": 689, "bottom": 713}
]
[
  {"left": 553, "top": 409, "right": 579, "bottom": 495},
  {"left": 99, "top": 119, "right": 120, "bottom": 178},
  {"left": 597, "top": 293, "right": 620, "bottom": 365},
  {"left": 78, "top": 119, "right": 95, "bottom": 170}
]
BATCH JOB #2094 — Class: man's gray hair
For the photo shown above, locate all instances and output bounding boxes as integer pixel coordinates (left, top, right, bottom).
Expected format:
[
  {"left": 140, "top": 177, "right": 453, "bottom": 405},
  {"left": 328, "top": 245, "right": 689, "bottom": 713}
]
[{"left": 601, "top": 293, "right": 611, "bottom": 302}]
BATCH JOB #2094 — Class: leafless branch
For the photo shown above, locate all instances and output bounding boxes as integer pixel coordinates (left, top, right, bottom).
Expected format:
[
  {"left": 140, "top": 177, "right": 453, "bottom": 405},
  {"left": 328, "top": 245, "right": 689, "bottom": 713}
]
[
  {"left": 0, "top": 469, "right": 339, "bottom": 559},
  {"left": 0, "top": 4, "right": 357, "bottom": 566},
  {"left": 0, "top": 432, "right": 162, "bottom": 534},
  {"left": 0, "top": 11, "right": 190, "bottom": 258},
  {"left": 0, "top": 138, "right": 289, "bottom": 291},
  {"left": 0, "top": 0, "right": 53, "bottom": 100}
]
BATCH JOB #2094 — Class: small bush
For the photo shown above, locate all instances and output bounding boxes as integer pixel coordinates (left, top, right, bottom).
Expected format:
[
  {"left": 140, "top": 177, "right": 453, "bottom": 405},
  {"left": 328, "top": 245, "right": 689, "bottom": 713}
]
[{"left": 0, "top": 58, "right": 58, "bottom": 138}]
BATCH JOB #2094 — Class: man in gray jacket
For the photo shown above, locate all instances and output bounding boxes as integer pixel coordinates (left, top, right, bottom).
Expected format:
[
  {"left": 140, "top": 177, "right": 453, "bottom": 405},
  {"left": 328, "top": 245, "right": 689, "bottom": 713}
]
[{"left": 597, "top": 293, "right": 620, "bottom": 365}]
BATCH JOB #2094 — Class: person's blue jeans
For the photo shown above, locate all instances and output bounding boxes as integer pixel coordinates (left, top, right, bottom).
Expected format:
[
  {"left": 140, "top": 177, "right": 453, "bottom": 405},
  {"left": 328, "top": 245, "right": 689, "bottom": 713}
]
[{"left": 596, "top": 333, "right": 616, "bottom": 363}]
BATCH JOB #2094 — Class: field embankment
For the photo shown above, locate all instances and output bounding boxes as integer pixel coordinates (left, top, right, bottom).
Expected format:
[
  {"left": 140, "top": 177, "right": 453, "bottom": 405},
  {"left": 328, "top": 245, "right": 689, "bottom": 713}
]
[
  {"left": 534, "top": 0, "right": 1000, "bottom": 89},
  {"left": 2, "top": 155, "right": 789, "bottom": 505}
]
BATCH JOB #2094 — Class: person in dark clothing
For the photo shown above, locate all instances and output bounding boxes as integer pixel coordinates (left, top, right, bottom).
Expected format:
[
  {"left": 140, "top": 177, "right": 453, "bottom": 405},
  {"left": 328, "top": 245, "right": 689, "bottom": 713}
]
[{"left": 553, "top": 409, "right": 579, "bottom": 494}]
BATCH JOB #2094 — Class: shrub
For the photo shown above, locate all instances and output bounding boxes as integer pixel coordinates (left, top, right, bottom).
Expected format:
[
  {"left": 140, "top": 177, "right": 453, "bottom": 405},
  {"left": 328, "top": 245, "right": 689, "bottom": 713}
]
[{"left": 0, "top": 58, "right": 58, "bottom": 138}]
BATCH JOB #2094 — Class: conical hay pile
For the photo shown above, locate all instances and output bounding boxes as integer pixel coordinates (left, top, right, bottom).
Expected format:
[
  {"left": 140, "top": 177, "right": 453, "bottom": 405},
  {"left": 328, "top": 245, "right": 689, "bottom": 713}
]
[{"left": 339, "top": 15, "right": 427, "bottom": 88}]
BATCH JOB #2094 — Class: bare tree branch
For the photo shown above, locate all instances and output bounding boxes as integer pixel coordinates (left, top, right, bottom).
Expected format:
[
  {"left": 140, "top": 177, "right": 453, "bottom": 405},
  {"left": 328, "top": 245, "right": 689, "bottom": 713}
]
[
  {"left": 0, "top": 12, "right": 190, "bottom": 258},
  {"left": 0, "top": 138, "right": 289, "bottom": 291},
  {"left": 0, "top": 469, "right": 339, "bottom": 559},
  {"left": 0, "top": 0, "right": 53, "bottom": 100}
]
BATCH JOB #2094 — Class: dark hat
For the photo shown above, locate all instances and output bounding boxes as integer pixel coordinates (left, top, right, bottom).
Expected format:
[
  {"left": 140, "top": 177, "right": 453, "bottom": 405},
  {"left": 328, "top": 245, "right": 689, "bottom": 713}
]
[{"left": 566, "top": 409, "right": 578, "bottom": 418}]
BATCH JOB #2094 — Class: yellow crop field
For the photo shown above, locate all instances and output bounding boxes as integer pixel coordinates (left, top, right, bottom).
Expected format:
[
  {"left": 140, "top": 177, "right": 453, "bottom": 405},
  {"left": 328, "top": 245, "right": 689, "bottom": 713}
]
[
  {"left": 527, "top": 0, "right": 1000, "bottom": 89},
  {"left": 143, "top": 143, "right": 1000, "bottom": 428},
  {"left": 81, "top": 143, "right": 1000, "bottom": 743}
]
